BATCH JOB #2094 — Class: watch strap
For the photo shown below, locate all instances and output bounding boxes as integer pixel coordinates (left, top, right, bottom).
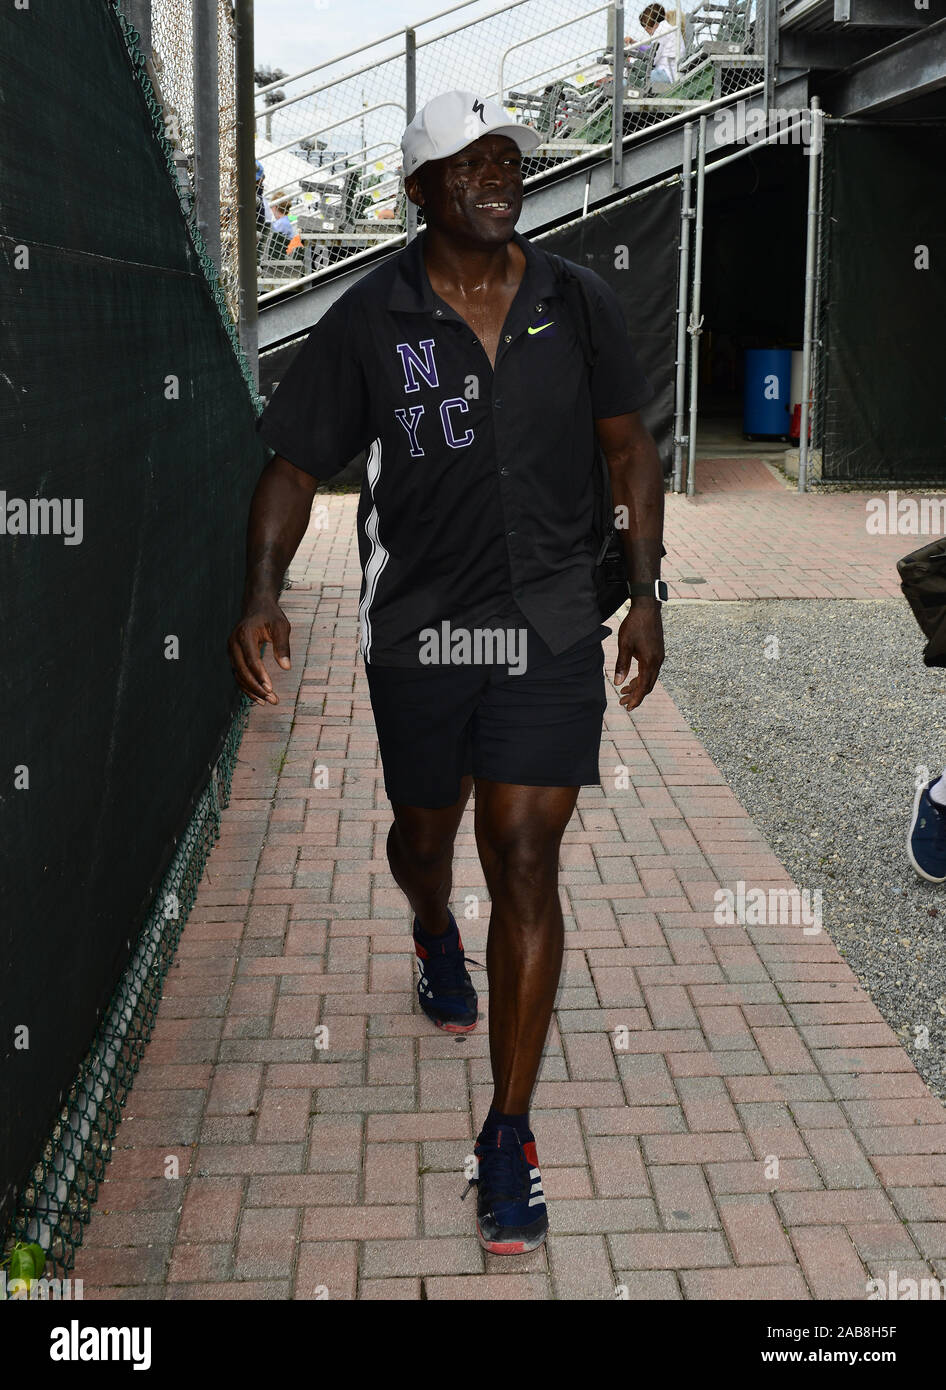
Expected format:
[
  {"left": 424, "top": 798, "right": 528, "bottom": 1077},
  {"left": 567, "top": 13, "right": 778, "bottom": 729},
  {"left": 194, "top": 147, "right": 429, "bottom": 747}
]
[{"left": 628, "top": 580, "right": 668, "bottom": 602}]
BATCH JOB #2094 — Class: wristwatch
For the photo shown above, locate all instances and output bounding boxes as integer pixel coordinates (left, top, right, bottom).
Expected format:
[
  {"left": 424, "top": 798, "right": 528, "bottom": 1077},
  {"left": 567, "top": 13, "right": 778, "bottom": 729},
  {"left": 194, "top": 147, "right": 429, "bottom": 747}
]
[{"left": 628, "top": 580, "right": 669, "bottom": 602}]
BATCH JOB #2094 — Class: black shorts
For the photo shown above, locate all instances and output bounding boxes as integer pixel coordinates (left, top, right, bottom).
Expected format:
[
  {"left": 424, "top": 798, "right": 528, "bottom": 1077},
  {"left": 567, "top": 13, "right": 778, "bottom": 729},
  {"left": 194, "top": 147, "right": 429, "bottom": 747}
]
[{"left": 363, "top": 617, "right": 611, "bottom": 809}]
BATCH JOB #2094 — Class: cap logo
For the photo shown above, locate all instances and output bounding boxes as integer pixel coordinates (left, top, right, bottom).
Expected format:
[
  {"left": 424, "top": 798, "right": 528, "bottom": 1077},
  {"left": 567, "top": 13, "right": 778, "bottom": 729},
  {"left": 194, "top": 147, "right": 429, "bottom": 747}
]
[{"left": 472, "top": 99, "right": 486, "bottom": 123}]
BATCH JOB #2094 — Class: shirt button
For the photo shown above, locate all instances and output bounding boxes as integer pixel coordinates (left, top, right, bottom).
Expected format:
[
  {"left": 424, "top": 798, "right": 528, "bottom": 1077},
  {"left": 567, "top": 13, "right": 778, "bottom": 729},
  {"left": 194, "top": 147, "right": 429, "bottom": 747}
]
[
  {"left": 499, "top": 466, "right": 509, "bottom": 476},
  {"left": 507, "top": 530, "right": 517, "bottom": 538},
  {"left": 434, "top": 308, "right": 443, "bottom": 317},
  {"left": 535, "top": 303, "right": 544, "bottom": 313},
  {"left": 503, "top": 333, "right": 512, "bottom": 343}
]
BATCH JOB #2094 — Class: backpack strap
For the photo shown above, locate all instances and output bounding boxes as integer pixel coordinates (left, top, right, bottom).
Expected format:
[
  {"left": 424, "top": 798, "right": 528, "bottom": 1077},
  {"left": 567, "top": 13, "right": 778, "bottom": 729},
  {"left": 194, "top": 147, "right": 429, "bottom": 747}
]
[
  {"left": 545, "top": 247, "right": 668, "bottom": 567},
  {"left": 545, "top": 251, "right": 597, "bottom": 372}
]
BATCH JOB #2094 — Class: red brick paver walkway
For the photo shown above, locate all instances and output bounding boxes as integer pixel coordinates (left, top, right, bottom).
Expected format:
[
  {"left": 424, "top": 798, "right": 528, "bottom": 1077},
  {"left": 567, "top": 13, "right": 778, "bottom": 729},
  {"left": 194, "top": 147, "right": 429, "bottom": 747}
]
[
  {"left": 666, "top": 458, "right": 926, "bottom": 601},
  {"left": 70, "top": 477, "right": 946, "bottom": 1300}
]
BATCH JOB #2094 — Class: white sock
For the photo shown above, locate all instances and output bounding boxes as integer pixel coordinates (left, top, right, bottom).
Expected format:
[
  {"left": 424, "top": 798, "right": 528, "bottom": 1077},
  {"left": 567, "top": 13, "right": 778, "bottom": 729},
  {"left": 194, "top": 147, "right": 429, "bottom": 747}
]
[{"left": 928, "top": 774, "right": 946, "bottom": 807}]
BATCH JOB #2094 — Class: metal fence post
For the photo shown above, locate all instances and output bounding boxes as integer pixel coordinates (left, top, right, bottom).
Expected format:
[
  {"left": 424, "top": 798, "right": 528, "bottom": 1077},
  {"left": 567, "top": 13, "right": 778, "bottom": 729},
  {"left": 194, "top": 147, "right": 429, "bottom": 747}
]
[
  {"left": 235, "top": 0, "right": 258, "bottom": 389},
  {"left": 611, "top": 0, "right": 624, "bottom": 189},
  {"left": 193, "top": 0, "right": 221, "bottom": 277},
  {"left": 762, "top": 0, "right": 779, "bottom": 118},
  {"left": 405, "top": 27, "right": 417, "bottom": 243},
  {"left": 686, "top": 114, "right": 707, "bottom": 496},
  {"left": 798, "top": 95, "right": 823, "bottom": 493},
  {"left": 672, "top": 121, "right": 694, "bottom": 493},
  {"left": 122, "top": 0, "right": 151, "bottom": 57}
]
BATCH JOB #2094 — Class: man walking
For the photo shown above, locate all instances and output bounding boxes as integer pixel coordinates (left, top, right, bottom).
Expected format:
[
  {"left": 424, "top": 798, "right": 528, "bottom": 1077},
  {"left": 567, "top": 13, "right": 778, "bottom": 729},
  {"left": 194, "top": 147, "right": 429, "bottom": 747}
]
[{"left": 228, "top": 91, "right": 666, "bottom": 1255}]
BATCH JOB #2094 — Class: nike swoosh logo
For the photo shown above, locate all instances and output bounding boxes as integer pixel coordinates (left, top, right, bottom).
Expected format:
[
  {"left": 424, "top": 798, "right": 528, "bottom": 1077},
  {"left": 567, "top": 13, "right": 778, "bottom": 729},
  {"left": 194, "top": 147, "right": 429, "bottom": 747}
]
[{"left": 527, "top": 322, "right": 554, "bottom": 335}]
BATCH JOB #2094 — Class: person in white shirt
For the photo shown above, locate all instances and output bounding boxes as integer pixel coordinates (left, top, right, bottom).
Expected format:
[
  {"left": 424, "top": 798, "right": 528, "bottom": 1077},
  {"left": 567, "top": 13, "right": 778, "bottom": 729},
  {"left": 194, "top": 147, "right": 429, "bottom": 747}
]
[
  {"left": 627, "top": 3, "right": 681, "bottom": 84},
  {"left": 269, "top": 197, "right": 295, "bottom": 238}
]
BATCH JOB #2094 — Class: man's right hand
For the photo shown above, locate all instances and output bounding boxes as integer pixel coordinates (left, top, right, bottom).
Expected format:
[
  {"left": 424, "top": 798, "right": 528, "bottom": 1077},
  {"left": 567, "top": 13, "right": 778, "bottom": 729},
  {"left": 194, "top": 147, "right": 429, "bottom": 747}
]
[{"left": 228, "top": 597, "right": 292, "bottom": 705}]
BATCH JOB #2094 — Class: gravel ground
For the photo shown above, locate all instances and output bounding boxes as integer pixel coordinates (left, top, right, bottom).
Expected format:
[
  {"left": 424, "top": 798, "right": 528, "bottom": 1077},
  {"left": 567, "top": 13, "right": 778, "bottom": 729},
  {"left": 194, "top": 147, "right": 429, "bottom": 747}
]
[{"left": 659, "top": 598, "right": 946, "bottom": 1102}]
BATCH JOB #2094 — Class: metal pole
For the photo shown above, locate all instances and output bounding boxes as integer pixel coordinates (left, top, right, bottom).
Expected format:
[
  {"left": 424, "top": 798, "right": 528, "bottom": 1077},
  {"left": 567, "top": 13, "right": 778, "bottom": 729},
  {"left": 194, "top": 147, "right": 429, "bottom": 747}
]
[
  {"left": 611, "top": 0, "right": 624, "bottom": 189},
  {"left": 122, "top": 0, "right": 151, "bottom": 57},
  {"left": 686, "top": 114, "right": 707, "bottom": 496},
  {"left": 798, "top": 96, "right": 823, "bottom": 493},
  {"left": 762, "top": 0, "right": 778, "bottom": 118},
  {"left": 672, "top": 122, "right": 694, "bottom": 493},
  {"left": 235, "top": 0, "right": 258, "bottom": 389},
  {"left": 193, "top": 0, "right": 221, "bottom": 276},
  {"left": 405, "top": 27, "right": 417, "bottom": 243}
]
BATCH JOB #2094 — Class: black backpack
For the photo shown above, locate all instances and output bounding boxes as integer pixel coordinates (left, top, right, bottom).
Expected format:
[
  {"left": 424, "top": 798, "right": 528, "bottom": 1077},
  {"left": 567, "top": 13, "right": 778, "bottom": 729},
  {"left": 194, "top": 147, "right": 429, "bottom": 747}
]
[{"left": 546, "top": 251, "right": 665, "bottom": 619}]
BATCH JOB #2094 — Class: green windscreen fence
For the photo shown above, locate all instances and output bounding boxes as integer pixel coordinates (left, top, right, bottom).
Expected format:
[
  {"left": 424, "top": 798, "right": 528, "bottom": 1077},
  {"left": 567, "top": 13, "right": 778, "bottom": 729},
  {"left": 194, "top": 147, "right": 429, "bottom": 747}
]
[
  {"left": 539, "top": 185, "right": 679, "bottom": 476},
  {"left": 819, "top": 123, "right": 946, "bottom": 483},
  {"left": 259, "top": 184, "right": 680, "bottom": 479},
  {"left": 0, "top": 0, "right": 266, "bottom": 1265}
]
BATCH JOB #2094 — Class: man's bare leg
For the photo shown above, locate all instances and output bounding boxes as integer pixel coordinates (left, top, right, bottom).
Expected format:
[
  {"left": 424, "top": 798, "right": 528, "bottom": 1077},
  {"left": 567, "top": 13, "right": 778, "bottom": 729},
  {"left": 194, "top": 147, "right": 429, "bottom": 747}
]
[
  {"left": 385, "top": 774, "right": 473, "bottom": 934},
  {"left": 472, "top": 780, "right": 580, "bottom": 1113}
]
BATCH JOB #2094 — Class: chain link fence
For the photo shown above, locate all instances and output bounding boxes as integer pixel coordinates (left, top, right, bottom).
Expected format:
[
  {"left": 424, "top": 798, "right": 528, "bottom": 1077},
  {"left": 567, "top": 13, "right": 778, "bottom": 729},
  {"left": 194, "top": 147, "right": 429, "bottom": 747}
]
[
  {"left": 120, "top": 1, "right": 765, "bottom": 302},
  {"left": 217, "top": 3, "right": 240, "bottom": 323},
  {"left": 142, "top": 0, "right": 241, "bottom": 322},
  {"left": 2, "top": 0, "right": 262, "bottom": 1273},
  {"left": 256, "top": 0, "right": 762, "bottom": 294}
]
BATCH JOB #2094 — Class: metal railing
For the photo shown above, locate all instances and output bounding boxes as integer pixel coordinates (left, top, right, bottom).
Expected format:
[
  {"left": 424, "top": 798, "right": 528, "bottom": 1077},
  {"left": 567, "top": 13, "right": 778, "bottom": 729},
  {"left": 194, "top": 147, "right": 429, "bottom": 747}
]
[
  {"left": 497, "top": 6, "right": 610, "bottom": 102},
  {"left": 253, "top": 0, "right": 761, "bottom": 295},
  {"left": 671, "top": 97, "right": 822, "bottom": 495},
  {"left": 139, "top": 0, "right": 241, "bottom": 322}
]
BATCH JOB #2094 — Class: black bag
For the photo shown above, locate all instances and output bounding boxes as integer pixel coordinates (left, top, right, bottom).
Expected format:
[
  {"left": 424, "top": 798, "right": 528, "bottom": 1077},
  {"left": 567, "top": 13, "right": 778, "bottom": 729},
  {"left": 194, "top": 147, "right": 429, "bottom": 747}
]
[
  {"left": 547, "top": 252, "right": 665, "bottom": 620},
  {"left": 897, "top": 536, "right": 946, "bottom": 668}
]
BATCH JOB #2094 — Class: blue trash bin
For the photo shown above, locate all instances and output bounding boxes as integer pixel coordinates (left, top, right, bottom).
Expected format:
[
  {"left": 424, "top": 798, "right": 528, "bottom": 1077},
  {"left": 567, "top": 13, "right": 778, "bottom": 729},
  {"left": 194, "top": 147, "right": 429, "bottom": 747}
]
[{"left": 743, "top": 348, "right": 793, "bottom": 438}]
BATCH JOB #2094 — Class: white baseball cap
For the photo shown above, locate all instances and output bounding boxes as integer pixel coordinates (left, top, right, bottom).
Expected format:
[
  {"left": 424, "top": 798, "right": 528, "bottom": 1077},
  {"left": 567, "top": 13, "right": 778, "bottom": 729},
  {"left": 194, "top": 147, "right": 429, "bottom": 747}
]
[{"left": 400, "top": 90, "right": 542, "bottom": 176}]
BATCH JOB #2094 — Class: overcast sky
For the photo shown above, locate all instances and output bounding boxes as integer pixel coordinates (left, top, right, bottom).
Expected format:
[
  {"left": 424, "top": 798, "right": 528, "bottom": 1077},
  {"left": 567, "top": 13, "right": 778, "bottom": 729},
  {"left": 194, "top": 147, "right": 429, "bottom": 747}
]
[{"left": 255, "top": 0, "right": 503, "bottom": 75}]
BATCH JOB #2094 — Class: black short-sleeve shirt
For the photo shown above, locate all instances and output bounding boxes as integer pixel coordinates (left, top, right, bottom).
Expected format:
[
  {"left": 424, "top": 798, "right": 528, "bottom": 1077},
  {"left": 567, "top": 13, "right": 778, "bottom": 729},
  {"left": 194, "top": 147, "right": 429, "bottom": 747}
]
[{"left": 255, "top": 227, "right": 654, "bottom": 666}]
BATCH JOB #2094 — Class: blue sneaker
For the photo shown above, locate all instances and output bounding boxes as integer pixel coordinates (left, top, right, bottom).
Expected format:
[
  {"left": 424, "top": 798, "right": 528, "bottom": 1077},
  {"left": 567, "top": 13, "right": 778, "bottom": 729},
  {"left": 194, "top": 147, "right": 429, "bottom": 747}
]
[
  {"left": 413, "top": 914, "right": 478, "bottom": 1033},
  {"left": 465, "top": 1124, "right": 548, "bottom": 1255},
  {"left": 908, "top": 781, "right": 946, "bottom": 883}
]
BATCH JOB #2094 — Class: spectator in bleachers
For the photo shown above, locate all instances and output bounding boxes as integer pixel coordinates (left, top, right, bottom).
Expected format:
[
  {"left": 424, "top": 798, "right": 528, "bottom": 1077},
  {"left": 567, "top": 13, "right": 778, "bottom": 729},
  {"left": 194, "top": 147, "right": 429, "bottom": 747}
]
[
  {"left": 270, "top": 197, "right": 302, "bottom": 256},
  {"left": 255, "top": 160, "right": 273, "bottom": 232},
  {"left": 626, "top": 4, "right": 681, "bottom": 84},
  {"left": 269, "top": 197, "right": 295, "bottom": 237}
]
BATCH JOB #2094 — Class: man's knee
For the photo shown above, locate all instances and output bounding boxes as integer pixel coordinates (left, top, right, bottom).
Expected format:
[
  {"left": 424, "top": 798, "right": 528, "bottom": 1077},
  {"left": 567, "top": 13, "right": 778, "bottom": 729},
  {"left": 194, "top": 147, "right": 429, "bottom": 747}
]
[
  {"left": 388, "top": 778, "right": 472, "bottom": 871},
  {"left": 477, "top": 828, "right": 560, "bottom": 896},
  {"left": 475, "top": 784, "right": 576, "bottom": 891},
  {"left": 389, "top": 811, "right": 456, "bottom": 873}
]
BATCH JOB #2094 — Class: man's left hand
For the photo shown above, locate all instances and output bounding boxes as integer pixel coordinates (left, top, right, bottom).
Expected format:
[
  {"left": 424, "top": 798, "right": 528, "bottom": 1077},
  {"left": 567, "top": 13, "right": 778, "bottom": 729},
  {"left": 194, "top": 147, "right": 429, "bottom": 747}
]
[{"left": 614, "top": 603, "right": 665, "bottom": 711}]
